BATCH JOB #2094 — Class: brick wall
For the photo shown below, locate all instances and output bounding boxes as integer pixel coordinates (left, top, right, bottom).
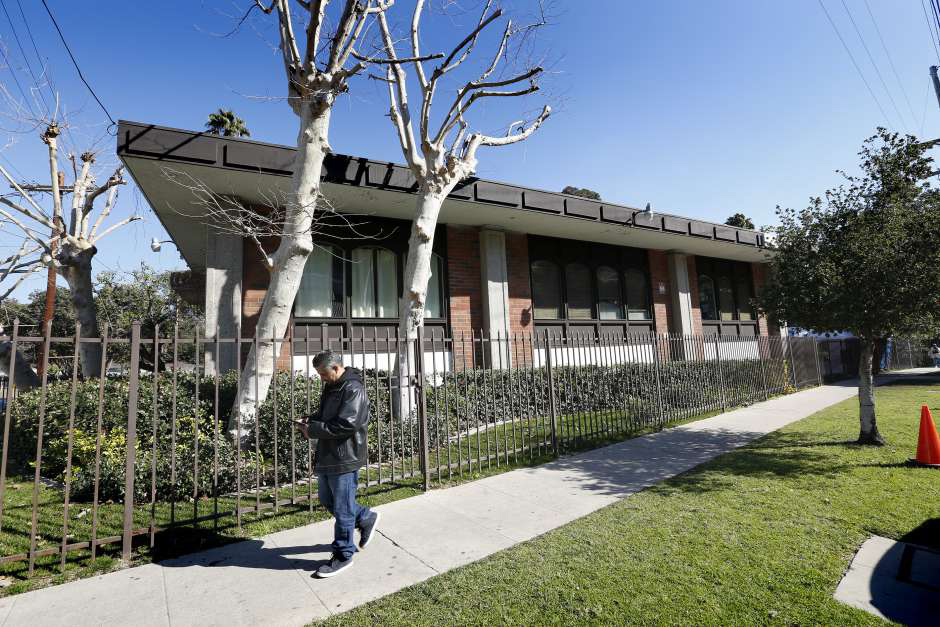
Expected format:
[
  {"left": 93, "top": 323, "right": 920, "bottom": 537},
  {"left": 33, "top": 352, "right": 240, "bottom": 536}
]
[
  {"left": 647, "top": 250, "right": 671, "bottom": 334},
  {"left": 241, "top": 237, "right": 293, "bottom": 371},
  {"left": 506, "top": 232, "right": 533, "bottom": 365},
  {"left": 447, "top": 226, "right": 483, "bottom": 368},
  {"left": 687, "top": 255, "right": 704, "bottom": 335}
]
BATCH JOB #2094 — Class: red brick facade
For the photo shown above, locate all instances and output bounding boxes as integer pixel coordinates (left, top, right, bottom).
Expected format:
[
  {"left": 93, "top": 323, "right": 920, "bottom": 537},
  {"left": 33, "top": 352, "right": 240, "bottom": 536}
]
[
  {"left": 446, "top": 226, "right": 483, "bottom": 367},
  {"left": 506, "top": 232, "right": 533, "bottom": 364},
  {"left": 235, "top": 231, "right": 774, "bottom": 375},
  {"left": 506, "top": 233, "right": 533, "bottom": 334},
  {"left": 647, "top": 250, "right": 672, "bottom": 334},
  {"left": 687, "top": 255, "right": 704, "bottom": 335}
]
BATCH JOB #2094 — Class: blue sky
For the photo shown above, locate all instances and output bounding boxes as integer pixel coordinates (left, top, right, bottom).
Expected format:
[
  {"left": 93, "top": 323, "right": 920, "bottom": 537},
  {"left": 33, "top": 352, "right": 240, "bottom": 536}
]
[{"left": 2, "top": 0, "right": 939, "bottom": 300}]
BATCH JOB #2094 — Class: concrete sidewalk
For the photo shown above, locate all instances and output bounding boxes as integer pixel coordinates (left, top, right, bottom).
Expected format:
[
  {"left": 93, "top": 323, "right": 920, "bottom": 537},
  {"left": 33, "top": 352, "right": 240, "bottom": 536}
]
[{"left": 0, "top": 374, "right": 925, "bottom": 626}]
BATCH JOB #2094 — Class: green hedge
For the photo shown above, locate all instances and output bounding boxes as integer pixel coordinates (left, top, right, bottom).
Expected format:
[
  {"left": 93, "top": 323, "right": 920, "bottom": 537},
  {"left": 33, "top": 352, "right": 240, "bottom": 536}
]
[{"left": 9, "top": 356, "right": 791, "bottom": 502}]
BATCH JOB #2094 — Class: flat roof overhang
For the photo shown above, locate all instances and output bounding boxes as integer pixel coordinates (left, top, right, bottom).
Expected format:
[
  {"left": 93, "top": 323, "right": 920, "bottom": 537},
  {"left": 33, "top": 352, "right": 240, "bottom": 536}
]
[{"left": 117, "top": 120, "right": 770, "bottom": 270}]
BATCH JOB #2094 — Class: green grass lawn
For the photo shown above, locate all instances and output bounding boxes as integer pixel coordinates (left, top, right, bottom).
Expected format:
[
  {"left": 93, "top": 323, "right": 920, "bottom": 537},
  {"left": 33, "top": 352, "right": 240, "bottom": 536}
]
[
  {"left": 317, "top": 378, "right": 940, "bottom": 626},
  {"left": 0, "top": 400, "right": 720, "bottom": 597}
]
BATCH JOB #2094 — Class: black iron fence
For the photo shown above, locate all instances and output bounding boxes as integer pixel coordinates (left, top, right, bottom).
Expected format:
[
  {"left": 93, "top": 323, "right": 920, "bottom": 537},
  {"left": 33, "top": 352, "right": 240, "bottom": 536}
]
[
  {"left": 0, "top": 322, "right": 924, "bottom": 576},
  {"left": 815, "top": 337, "right": 927, "bottom": 381}
]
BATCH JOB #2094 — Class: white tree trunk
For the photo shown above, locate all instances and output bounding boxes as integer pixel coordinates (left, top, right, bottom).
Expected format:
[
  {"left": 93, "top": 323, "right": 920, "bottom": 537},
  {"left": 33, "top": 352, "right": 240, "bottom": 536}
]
[
  {"left": 857, "top": 338, "right": 884, "bottom": 445},
  {"left": 399, "top": 189, "right": 445, "bottom": 342},
  {"left": 230, "top": 100, "right": 332, "bottom": 434},
  {"left": 393, "top": 187, "right": 449, "bottom": 418},
  {"left": 60, "top": 247, "right": 103, "bottom": 378}
]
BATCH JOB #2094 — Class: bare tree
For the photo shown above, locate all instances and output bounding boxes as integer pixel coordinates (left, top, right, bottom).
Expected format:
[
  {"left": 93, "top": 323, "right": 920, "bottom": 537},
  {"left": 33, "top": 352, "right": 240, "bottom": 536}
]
[
  {"left": 0, "top": 121, "right": 131, "bottom": 377},
  {"left": 372, "top": 1, "right": 550, "bottom": 352},
  {"left": 228, "top": 0, "right": 432, "bottom": 434}
]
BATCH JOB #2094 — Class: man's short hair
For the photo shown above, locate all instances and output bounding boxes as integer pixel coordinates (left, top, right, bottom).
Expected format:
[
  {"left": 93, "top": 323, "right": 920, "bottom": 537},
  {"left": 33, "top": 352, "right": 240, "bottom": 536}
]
[{"left": 313, "top": 350, "right": 343, "bottom": 370}]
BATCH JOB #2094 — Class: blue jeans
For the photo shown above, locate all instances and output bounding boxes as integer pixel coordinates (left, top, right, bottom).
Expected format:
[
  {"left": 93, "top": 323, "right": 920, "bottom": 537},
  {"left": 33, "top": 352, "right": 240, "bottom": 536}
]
[{"left": 318, "top": 470, "right": 372, "bottom": 560}]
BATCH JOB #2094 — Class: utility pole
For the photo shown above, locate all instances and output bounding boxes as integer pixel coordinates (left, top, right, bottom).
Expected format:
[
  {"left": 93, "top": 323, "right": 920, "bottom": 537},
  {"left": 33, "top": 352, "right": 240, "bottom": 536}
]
[
  {"left": 930, "top": 66, "right": 940, "bottom": 111},
  {"left": 32, "top": 123, "right": 66, "bottom": 377}
]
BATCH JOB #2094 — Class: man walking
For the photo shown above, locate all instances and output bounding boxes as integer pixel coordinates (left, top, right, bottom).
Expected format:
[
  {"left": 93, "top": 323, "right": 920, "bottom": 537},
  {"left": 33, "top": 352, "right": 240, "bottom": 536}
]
[{"left": 298, "top": 350, "right": 380, "bottom": 578}]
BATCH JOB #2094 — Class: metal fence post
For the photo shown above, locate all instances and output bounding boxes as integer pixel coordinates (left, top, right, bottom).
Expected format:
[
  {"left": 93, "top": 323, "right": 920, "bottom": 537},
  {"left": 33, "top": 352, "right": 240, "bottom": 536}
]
[
  {"left": 652, "top": 333, "right": 666, "bottom": 422},
  {"left": 0, "top": 319, "right": 20, "bottom": 535},
  {"left": 543, "top": 331, "right": 559, "bottom": 457},
  {"left": 758, "top": 336, "right": 769, "bottom": 400},
  {"left": 122, "top": 322, "right": 142, "bottom": 563},
  {"left": 713, "top": 334, "right": 726, "bottom": 411},
  {"left": 416, "top": 326, "right": 430, "bottom": 490},
  {"left": 813, "top": 338, "right": 822, "bottom": 386}
]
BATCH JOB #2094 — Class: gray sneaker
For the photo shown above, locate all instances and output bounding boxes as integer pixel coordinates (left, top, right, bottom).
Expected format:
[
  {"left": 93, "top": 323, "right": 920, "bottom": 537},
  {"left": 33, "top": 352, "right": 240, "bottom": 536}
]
[
  {"left": 359, "top": 511, "right": 381, "bottom": 549},
  {"left": 315, "top": 553, "right": 353, "bottom": 578}
]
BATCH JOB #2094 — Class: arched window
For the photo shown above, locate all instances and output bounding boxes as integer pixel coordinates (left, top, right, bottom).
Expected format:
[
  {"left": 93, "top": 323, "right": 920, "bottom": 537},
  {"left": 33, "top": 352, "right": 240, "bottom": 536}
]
[
  {"left": 699, "top": 274, "right": 718, "bottom": 320},
  {"left": 351, "top": 247, "right": 398, "bottom": 318},
  {"left": 425, "top": 254, "right": 445, "bottom": 319},
  {"left": 624, "top": 268, "right": 650, "bottom": 320},
  {"left": 596, "top": 266, "right": 623, "bottom": 320},
  {"left": 718, "top": 275, "right": 735, "bottom": 321},
  {"left": 296, "top": 245, "right": 343, "bottom": 317},
  {"left": 565, "top": 263, "right": 592, "bottom": 319},
  {"left": 530, "top": 260, "right": 561, "bottom": 319},
  {"left": 735, "top": 276, "right": 754, "bottom": 320}
]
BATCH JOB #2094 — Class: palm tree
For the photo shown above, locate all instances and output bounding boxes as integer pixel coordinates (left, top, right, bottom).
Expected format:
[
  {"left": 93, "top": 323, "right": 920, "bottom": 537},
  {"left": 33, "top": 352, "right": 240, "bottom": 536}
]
[{"left": 205, "top": 109, "right": 250, "bottom": 137}]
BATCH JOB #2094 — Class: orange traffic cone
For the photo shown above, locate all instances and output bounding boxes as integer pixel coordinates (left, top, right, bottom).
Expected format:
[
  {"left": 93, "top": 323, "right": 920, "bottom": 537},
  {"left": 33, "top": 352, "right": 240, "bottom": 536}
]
[{"left": 913, "top": 405, "right": 940, "bottom": 467}]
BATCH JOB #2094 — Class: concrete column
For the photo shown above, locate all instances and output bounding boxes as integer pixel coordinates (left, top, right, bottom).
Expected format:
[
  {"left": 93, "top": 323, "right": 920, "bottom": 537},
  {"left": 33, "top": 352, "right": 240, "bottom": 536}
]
[
  {"left": 479, "top": 228, "right": 512, "bottom": 368},
  {"left": 666, "top": 252, "right": 694, "bottom": 336},
  {"left": 204, "top": 230, "right": 243, "bottom": 374}
]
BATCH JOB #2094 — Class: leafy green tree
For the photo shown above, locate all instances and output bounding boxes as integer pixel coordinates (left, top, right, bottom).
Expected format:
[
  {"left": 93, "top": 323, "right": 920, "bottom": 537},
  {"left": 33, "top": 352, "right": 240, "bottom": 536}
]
[
  {"left": 759, "top": 129, "right": 940, "bottom": 444},
  {"left": 95, "top": 263, "right": 203, "bottom": 370},
  {"left": 204, "top": 109, "right": 250, "bottom": 137},
  {"left": 562, "top": 186, "right": 601, "bottom": 200},
  {"left": 725, "top": 213, "right": 755, "bottom": 229},
  {"left": 0, "top": 288, "right": 77, "bottom": 379}
]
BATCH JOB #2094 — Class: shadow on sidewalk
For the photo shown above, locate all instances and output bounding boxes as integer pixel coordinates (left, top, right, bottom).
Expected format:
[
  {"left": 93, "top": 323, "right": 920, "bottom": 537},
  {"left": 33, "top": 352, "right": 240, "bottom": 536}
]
[
  {"left": 529, "top": 426, "right": 851, "bottom": 499},
  {"left": 157, "top": 535, "right": 335, "bottom": 575}
]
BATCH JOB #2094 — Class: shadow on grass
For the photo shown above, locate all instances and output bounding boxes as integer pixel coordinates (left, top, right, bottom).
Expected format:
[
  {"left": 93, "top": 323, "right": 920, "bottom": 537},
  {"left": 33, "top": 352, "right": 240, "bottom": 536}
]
[{"left": 510, "top": 426, "right": 856, "bottom": 500}]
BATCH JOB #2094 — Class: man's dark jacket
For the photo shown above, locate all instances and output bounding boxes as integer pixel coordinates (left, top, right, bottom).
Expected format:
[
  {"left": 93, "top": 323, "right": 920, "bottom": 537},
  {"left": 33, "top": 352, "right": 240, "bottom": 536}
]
[{"left": 306, "top": 367, "right": 370, "bottom": 475}]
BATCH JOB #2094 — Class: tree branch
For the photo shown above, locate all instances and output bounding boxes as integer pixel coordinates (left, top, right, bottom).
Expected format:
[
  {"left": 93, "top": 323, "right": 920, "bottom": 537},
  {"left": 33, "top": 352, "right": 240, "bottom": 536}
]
[
  {"left": 465, "top": 105, "right": 551, "bottom": 154},
  {"left": 81, "top": 167, "right": 125, "bottom": 237},
  {"left": 89, "top": 214, "right": 142, "bottom": 245}
]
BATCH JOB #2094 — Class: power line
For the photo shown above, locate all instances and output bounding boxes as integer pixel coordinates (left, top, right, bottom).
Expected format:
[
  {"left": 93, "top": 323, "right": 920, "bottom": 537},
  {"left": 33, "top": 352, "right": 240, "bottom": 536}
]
[
  {"left": 0, "top": 38, "right": 37, "bottom": 118},
  {"left": 862, "top": 0, "right": 917, "bottom": 127},
  {"left": 0, "top": 0, "right": 49, "bottom": 116},
  {"left": 817, "top": 0, "right": 891, "bottom": 126},
  {"left": 921, "top": 0, "right": 940, "bottom": 64},
  {"left": 39, "top": 0, "right": 116, "bottom": 133},
  {"left": 932, "top": 0, "right": 940, "bottom": 39},
  {"left": 839, "top": 0, "right": 906, "bottom": 130}
]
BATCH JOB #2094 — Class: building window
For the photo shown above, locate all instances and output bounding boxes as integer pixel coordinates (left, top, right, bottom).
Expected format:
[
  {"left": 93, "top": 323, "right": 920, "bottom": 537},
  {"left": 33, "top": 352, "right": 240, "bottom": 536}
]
[
  {"left": 699, "top": 274, "right": 718, "bottom": 321},
  {"left": 296, "top": 245, "right": 344, "bottom": 317},
  {"left": 718, "top": 275, "right": 735, "bottom": 321},
  {"left": 528, "top": 235, "right": 652, "bottom": 330},
  {"left": 695, "top": 257, "right": 756, "bottom": 323},
  {"left": 735, "top": 275, "right": 754, "bottom": 320},
  {"left": 425, "top": 253, "right": 445, "bottom": 319},
  {"left": 531, "top": 260, "right": 562, "bottom": 319},
  {"left": 596, "top": 266, "right": 623, "bottom": 320},
  {"left": 565, "top": 263, "right": 593, "bottom": 319},
  {"left": 624, "top": 268, "right": 651, "bottom": 320},
  {"left": 351, "top": 247, "right": 398, "bottom": 318}
]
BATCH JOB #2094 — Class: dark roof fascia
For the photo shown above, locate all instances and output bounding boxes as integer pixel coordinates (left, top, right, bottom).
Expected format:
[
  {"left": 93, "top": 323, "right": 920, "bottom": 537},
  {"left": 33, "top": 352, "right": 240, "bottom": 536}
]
[{"left": 116, "top": 120, "right": 765, "bottom": 249}]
